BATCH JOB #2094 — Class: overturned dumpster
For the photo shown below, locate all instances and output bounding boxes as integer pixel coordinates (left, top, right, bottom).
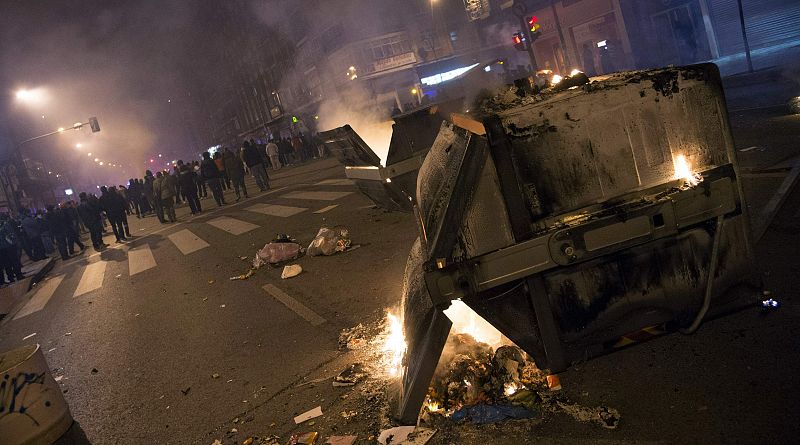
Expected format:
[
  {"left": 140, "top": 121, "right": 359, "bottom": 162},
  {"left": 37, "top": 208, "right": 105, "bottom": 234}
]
[
  {"left": 319, "top": 100, "right": 463, "bottom": 212},
  {"left": 392, "top": 64, "right": 762, "bottom": 424}
]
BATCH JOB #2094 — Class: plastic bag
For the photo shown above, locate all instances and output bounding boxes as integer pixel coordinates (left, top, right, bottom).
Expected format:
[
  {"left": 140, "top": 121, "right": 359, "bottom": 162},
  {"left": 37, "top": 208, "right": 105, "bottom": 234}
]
[
  {"left": 307, "top": 226, "right": 351, "bottom": 256},
  {"left": 255, "top": 242, "right": 303, "bottom": 265}
]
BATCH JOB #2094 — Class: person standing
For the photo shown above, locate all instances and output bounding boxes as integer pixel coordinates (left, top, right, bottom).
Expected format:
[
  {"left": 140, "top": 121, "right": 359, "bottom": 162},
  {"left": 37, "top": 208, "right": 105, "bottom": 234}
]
[
  {"left": 78, "top": 192, "right": 105, "bottom": 251},
  {"left": 155, "top": 171, "right": 178, "bottom": 222},
  {"left": 241, "top": 141, "right": 269, "bottom": 191},
  {"left": 111, "top": 187, "right": 132, "bottom": 238},
  {"left": 178, "top": 164, "right": 202, "bottom": 215},
  {"left": 0, "top": 214, "right": 25, "bottom": 284},
  {"left": 21, "top": 210, "right": 47, "bottom": 261},
  {"left": 144, "top": 171, "right": 163, "bottom": 222},
  {"left": 61, "top": 202, "right": 85, "bottom": 255},
  {"left": 266, "top": 139, "right": 281, "bottom": 170},
  {"left": 99, "top": 186, "right": 127, "bottom": 242},
  {"left": 172, "top": 165, "right": 183, "bottom": 205},
  {"left": 223, "top": 146, "right": 247, "bottom": 201},
  {"left": 201, "top": 151, "right": 226, "bottom": 207},
  {"left": 44, "top": 205, "right": 70, "bottom": 260},
  {"left": 214, "top": 152, "right": 229, "bottom": 190},
  {"left": 194, "top": 161, "right": 208, "bottom": 199}
]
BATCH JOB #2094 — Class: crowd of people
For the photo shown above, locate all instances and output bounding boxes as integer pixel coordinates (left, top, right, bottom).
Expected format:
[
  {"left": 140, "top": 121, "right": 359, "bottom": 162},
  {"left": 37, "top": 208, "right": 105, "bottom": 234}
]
[{"left": 0, "top": 135, "right": 326, "bottom": 286}]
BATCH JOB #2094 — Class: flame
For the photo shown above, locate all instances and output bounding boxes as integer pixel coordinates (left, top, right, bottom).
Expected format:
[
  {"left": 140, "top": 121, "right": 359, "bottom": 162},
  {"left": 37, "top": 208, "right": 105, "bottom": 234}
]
[
  {"left": 443, "top": 300, "right": 504, "bottom": 348},
  {"left": 673, "top": 154, "right": 703, "bottom": 187},
  {"left": 570, "top": 68, "right": 582, "bottom": 76},
  {"left": 382, "top": 311, "right": 407, "bottom": 378},
  {"left": 504, "top": 382, "right": 521, "bottom": 396},
  {"left": 551, "top": 74, "right": 563, "bottom": 84},
  {"left": 425, "top": 400, "right": 441, "bottom": 412}
]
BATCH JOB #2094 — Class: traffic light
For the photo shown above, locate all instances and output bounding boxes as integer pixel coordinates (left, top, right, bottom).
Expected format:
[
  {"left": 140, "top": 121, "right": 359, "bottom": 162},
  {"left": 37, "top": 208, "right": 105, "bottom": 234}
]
[
  {"left": 527, "top": 16, "right": 541, "bottom": 33},
  {"left": 513, "top": 32, "right": 525, "bottom": 51},
  {"left": 88, "top": 116, "right": 100, "bottom": 133}
]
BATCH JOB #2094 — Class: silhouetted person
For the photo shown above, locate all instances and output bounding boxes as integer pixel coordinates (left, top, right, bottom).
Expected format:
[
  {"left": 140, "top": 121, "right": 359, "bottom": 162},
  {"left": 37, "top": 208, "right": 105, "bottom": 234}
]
[
  {"left": 78, "top": 192, "right": 105, "bottom": 251},
  {"left": 201, "top": 151, "right": 226, "bottom": 206}
]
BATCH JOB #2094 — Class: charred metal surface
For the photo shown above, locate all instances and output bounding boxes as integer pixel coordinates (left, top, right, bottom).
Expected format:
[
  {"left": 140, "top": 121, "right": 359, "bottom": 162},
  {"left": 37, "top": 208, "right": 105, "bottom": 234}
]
[{"left": 393, "top": 64, "right": 761, "bottom": 424}]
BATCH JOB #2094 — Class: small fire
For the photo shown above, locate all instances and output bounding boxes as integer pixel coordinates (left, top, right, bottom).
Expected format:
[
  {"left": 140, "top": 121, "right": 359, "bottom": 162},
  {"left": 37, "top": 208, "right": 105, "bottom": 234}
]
[
  {"left": 504, "top": 382, "right": 520, "bottom": 396},
  {"left": 443, "top": 300, "right": 504, "bottom": 348},
  {"left": 425, "top": 400, "right": 441, "bottom": 412},
  {"left": 570, "top": 68, "right": 583, "bottom": 76},
  {"left": 551, "top": 74, "right": 563, "bottom": 84},
  {"left": 382, "top": 312, "right": 407, "bottom": 378},
  {"left": 673, "top": 154, "right": 703, "bottom": 187}
]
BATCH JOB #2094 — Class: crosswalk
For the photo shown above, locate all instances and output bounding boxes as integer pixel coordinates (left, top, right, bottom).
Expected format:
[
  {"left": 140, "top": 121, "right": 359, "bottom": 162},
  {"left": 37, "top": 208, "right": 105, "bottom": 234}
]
[{"left": 9, "top": 183, "right": 354, "bottom": 322}]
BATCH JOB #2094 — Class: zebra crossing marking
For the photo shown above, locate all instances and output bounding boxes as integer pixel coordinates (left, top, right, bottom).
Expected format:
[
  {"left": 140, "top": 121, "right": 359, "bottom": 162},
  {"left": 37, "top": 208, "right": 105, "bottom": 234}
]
[
  {"left": 315, "top": 179, "right": 352, "bottom": 186},
  {"left": 74, "top": 261, "right": 107, "bottom": 297},
  {"left": 281, "top": 191, "right": 352, "bottom": 201},
  {"left": 207, "top": 216, "right": 259, "bottom": 235},
  {"left": 313, "top": 205, "right": 339, "bottom": 214},
  {"left": 168, "top": 229, "right": 210, "bottom": 255},
  {"left": 14, "top": 275, "right": 66, "bottom": 319},
  {"left": 246, "top": 203, "right": 308, "bottom": 217},
  {"left": 129, "top": 245, "right": 157, "bottom": 275}
]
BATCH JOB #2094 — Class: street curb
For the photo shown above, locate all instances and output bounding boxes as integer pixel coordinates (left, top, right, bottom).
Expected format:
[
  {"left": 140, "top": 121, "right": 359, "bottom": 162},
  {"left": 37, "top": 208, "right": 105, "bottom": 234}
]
[{"left": 0, "top": 257, "right": 56, "bottom": 324}]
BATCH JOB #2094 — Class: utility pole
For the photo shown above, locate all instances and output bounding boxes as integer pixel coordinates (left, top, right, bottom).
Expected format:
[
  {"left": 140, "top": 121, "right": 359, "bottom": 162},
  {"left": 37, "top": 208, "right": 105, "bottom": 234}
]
[{"left": 550, "top": 0, "right": 571, "bottom": 70}]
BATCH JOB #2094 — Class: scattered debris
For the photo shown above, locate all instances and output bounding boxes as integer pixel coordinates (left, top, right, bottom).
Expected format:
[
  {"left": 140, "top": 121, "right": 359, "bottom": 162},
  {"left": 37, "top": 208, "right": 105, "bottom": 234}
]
[
  {"left": 54, "top": 375, "right": 64, "bottom": 382},
  {"left": 22, "top": 332, "right": 37, "bottom": 341},
  {"left": 556, "top": 401, "right": 620, "bottom": 429},
  {"left": 212, "top": 373, "right": 221, "bottom": 379},
  {"left": 65, "top": 332, "right": 72, "bottom": 336},
  {"left": 181, "top": 387, "right": 191, "bottom": 395},
  {"left": 451, "top": 404, "right": 535, "bottom": 424},
  {"left": 220, "top": 304, "right": 226, "bottom": 308},
  {"left": 211, "top": 440, "right": 222, "bottom": 445},
  {"left": 287, "top": 432, "right": 319, "bottom": 444},
  {"left": 377, "top": 426, "right": 415, "bottom": 444},
  {"left": 337, "top": 323, "right": 375, "bottom": 350},
  {"left": 208, "top": 280, "right": 215, "bottom": 284},
  {"left": 254, "top": 238, "right": 304, "bottom": 267},
  {"left": 281, "top": 264, "right": 303, "bottom": 279},
  {"left": 230, "top": 269, "right": 256, "bottom": 281},
  {"left": 91, "top": 368, "right": 98, "bottom": 374},
  {"left": 294, "top": 406, "right": 323, "bottom": 424},
  {"left": 243, "top": 437, "right": 254, "bottom": 445},
  {"left": 240, "top": 256, "right": 249, "bottom": 261},
  {"left": 307, "top": 226, "right": 351, "bottom": 256},
  {"left": 47, "top": 347, "right": 56, "bottom": 353},
  {"left": 333, "top": 363, "right": 367, "bottom": 387},
  {"left": 325, "top": 436, "right": 357, "bottom": 445},
  {"left": 340, "top": 410, "right": 357, "bottom": 420},
  {"left": 115, "top": 274, "right": 122, "bottom": 278}
]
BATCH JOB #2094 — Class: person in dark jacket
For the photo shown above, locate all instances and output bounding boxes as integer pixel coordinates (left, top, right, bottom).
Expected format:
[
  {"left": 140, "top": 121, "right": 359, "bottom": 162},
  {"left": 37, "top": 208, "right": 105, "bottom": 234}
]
[
  {"left": 21, "top": 209, "right": 47, "bottom": 261},
  {"left": 178, "top": 164, "right": 202, "bottom": 215},
  {"left": 0, "top": 213, "right": 25, "bottom": 284},
  {"left": 201, "top": 151, "right": 226, "bottom": 206},
  {"left": 61, "top": 202, "right": 85, "bottom": 255},
  {"left": 99, "top": 186, "right": 127, "bottom": 242},
  {"left": 223, "top": 147, "right": 247, "bottom": 201},
  {"left": 240, "top": 141, "right": 269, "bottom": 191},
  {"left": 78, "top": 192, "right": 105, "bottom": 251},
  {"left": 44, "top": 205, "right": 70, "bottom": 260}
]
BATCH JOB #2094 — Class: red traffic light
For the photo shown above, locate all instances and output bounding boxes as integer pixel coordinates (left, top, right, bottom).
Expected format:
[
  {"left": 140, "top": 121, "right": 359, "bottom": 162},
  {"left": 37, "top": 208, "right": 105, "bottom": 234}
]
[
  {"left": 527, "top": 16, "right": 538, "bottom": 26},
  {"left": 528, "top": 16, "right": 541, "bottom": 33}
]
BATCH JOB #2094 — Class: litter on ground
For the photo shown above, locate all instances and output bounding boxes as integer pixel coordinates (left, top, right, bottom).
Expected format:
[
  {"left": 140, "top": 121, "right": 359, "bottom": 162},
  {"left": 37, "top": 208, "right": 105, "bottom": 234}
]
[{"left": 294, "top": 406, "right": 323, "bottom": 424}]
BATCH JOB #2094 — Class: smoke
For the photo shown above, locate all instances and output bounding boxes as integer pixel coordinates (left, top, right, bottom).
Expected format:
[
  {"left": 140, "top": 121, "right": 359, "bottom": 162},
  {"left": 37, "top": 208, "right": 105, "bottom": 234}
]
[{"left": 316, "top": 85, "right": 395, "bottom": 165}]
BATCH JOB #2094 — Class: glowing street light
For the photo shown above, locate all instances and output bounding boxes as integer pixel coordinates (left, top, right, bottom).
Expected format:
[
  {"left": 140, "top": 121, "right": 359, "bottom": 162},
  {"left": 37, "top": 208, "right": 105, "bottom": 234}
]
[
  {"left": 99, "top": 162, "right": 104, "bottom": 166},
  {"left": 57, "top": 127, "right": 65, "bottom": 132},
  {"left": 76, "top": 143, "right": 83, "bottom": 149},
  {"left": 87, "top": 152, "right": 92, "bottom": 157},
  {"left": 94, "top": 158, "right": 99, "bottom": 162}
]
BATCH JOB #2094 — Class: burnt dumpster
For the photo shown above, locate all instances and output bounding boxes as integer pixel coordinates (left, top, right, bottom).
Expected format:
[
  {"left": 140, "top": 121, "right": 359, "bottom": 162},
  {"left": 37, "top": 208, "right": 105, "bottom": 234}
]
[
  {"left": 319, "top": 101, "right": 463, "bottom": 212},
  {"left": 392, "top": 64, "right": 762, "bottom": 424}
]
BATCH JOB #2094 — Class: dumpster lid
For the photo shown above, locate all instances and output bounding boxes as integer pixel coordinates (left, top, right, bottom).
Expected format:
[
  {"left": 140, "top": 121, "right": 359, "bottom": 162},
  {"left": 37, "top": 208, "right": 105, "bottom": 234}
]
[{"left": 318, "top": 125, "right": 383, "bottom": 168}]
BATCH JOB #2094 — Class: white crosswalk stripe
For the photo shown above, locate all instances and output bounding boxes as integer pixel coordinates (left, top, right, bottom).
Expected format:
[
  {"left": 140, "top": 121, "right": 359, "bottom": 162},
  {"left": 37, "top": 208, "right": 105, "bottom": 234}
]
[
  {"left": 73, "top": 261, "right": 107, "bottom": 297},
  {"left": 14, "top": 275, "right": 65, "bottom": 319},
  {"left": 315, "top": 179, "right": 353, "bottom": 186},
  {"left": 128, "top": 245, "right": 157, "bottom": 275},
  {"left": 207, "top": 216, "right": 259, "bottom": 235},
  {"left": 168, "top": 229, "right": 210, "bottom": 255},
  {"left": 263, "top": 284, "right": 326, "bottom": 326},
  {"left": 281, "top": 191, "right": 352, "bottom": 201},
  {"left": 314, "top": 205, "right": 339, "bottom": 214},
  {"left": 246, "top": 203, "right": 307, "bottom": 217}
]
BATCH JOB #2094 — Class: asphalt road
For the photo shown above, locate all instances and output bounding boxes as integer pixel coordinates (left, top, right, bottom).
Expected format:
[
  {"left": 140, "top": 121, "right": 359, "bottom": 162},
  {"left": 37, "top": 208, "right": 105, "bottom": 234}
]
[
  {"left": 0, "top": 158, "right": 418, "bottom": 444},
  {"left": 2, "top": 104, "right": 799, "bottom": 444}
]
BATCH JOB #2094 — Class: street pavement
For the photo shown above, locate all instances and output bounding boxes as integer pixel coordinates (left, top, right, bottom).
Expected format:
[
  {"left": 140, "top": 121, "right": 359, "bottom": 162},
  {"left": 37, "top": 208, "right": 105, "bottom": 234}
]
[
  {"left": 1, "top": 102, "right": 800, "bottom": 444},
  {"left": 0, "top": 158, "right": 419, "bottom": 444}
]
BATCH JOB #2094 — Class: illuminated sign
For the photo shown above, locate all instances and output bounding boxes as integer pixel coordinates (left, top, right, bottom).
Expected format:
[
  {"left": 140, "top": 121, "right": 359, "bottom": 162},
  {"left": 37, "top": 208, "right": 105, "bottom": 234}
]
[{"left": 420, "top": 63, "right": 481, "bottom": 86}]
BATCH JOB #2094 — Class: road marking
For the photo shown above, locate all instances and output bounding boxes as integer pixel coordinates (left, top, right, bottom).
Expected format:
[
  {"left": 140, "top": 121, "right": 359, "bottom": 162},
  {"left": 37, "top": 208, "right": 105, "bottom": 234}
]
[
  {"left": 73, "top": 261, "right": 107, "bottom": 297},
  {"left": 246, "top": 203, "right": 308, "bottom": 217},
  {"left": 282, "top": 191, "right": 352, "bottom": 201},
  {"left": 262, "top": 284, "right": 326, "bottom": 326},
  {"left": 168, "top": 229, "right": 210, "bottom": 255},
  {"left": 14, "top": 275, "right": 66, "bottom": 319},
  {"left": 316, "top": 179, "right": 353, "bottom": 186},
  {"left": 207, "top": 216, "right": 259, "bottom": 235},
  {"left": 129, "top": 245, "right": 157, "bottom": 275},
  {"left": 314, "top": 205, "right": 339, "bottom": 214}
]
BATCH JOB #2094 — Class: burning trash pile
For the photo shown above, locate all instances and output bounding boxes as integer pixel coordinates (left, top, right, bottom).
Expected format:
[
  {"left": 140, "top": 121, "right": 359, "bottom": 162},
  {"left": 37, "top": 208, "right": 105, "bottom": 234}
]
[{"left": 419, "top": 331, "right": 619, "bottom": 429}]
